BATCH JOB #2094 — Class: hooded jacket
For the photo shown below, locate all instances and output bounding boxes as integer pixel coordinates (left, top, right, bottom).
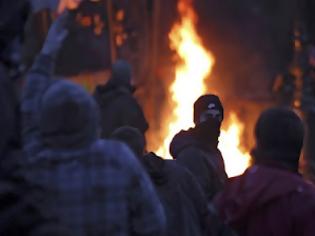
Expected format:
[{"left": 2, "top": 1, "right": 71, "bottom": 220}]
[
  {"left": 21, "top": 54, "right": 166, "bottom": 236},
  {"left": 142, "top": 152, "right": 208, "bottom": 236},
  {"left": 214, "top": 165, "right": 315, "bottom": 236},
  {"left": 170, "top": 128, "right": 227, "bottom": 201},
  {"left": 93, "top": 79, "right": 148, "bottom": 138}
]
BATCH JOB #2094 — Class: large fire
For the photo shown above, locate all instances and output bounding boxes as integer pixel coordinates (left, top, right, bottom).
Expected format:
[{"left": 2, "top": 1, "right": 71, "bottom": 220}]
[{"left": 157, "top": 0, "right": 250, "bottom": 177}]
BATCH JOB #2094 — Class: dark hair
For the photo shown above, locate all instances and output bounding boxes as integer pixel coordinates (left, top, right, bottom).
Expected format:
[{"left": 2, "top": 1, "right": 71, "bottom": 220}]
[
  {"left": 253, "top": 107, "right": 304, "bottom": 171},
  {"left": 110, "top": 126, "right": 145, "bottom": 157}
]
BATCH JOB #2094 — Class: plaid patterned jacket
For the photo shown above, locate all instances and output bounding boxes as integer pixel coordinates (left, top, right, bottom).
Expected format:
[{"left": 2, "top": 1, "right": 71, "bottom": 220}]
[{"left": 21, "top": 54, "right": 166, "bottom": 235}]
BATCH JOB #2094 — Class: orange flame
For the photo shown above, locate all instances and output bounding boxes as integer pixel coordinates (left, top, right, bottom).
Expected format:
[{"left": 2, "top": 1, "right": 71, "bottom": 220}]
[
  {"left": 156, "top": 0, "right": 214, "bottom": 157},
  {"left": 219, "top": 113, "right": 251, "bottom": 177},
  {"left": 157, "top": 0, "right": 250, "bottom": 177}
]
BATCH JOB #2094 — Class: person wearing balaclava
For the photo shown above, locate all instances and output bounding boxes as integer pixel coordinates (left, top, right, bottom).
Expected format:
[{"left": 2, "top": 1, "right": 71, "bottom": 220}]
[
  {"left": 93, "top": 59, "right": 149, "bottom": 138},
  {"left": 170, "top": 94, "right": 227, "bottom": 202},
  {"left": 213, "top": 107, "right": 315, "bottom": 236}
]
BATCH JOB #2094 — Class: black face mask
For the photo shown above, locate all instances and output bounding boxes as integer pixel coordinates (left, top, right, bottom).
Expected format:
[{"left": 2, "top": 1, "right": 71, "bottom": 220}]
[{"left": 194, "top": 118, "right": 221, "bottom": 147}]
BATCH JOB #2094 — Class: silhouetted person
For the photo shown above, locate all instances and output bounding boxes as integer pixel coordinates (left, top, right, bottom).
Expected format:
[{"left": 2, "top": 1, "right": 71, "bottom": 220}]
[
  {"left": 22, "top": 12, "right": 165, "bottom": 235},
  {"left": 0, "top": 7, "right": 70, "bottom": 234},
  {"left": 111, "top": 126, "right": 209, "bottom": 236},
  {"left": 170, "top": 95, "right": 227, "bottom": 201},
  {"left": 0, "top": 64, "right": 60, "bottom": 236},
  {"left": 214, "top": 108, "right": 315, "bottom": 236},
  {"left": 93, "top": 60, "right": 148, "bottom": 138}
]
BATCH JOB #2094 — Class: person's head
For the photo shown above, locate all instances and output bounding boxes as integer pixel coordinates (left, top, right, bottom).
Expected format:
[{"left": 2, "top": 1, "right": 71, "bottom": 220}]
[
  {"left": 110, "top": 126, "right": 145, "bottom": 158},
  {"left": 252, "top": 107, "right": 304, "bottom": 172},
  {"left": 193, "top": 94, "right": 224, "bottom": 144},
  {"left": 194, "top": 94, "right": 224, "bottom": 125},
  {"left": 39, "top": 80, "right": 100, "bottom": 149},
  {"left": 110, "top": 59, "right": 132, "bottom": 87}
]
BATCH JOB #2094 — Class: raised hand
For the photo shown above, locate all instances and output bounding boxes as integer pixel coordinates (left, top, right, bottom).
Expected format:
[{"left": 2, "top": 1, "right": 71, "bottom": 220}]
[
  {"left": 41, "top": 11, "right": 70, "bottom": 56},
  {"left": 57, "top": 0, "right": 83, "bottom": 14}
]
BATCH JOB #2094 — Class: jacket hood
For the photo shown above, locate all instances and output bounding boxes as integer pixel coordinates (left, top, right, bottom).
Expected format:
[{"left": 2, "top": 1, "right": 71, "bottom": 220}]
[
  {"left": 142, "top": 152, "right": 169, "bottom": 186},
  {"left": 214, "top": 165, "right": 310, "bottom": 226},
  {"left": 93, "top": 80, "right": 135, "bottom": 107},
  {"left": 39, "top": 80, "right": 99, "bottom": 149},
  {"left": 170, "top": 128, "right": 214, "bottom": 159},
  {"left": 169, "top": 129, "right": 197, "bottom": 159}
]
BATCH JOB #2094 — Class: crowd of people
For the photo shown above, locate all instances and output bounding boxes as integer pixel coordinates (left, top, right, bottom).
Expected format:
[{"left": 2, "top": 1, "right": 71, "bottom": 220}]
[{"left": 1, "top": 9, "right": 315, "bottom": 236}]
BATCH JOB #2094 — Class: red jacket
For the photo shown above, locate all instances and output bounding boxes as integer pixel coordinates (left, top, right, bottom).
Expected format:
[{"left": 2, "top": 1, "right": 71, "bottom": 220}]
[{"left": 214, "top": 165, "right": 315, "bottom": 236}]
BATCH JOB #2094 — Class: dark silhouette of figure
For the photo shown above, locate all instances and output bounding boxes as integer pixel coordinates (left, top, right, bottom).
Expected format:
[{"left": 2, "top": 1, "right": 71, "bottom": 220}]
[
  {"left": 214, "top": 108, "right": 315, "bottom": 236},
  {"left": 93, "top": 60, "right": 148, "bottom": 138}
]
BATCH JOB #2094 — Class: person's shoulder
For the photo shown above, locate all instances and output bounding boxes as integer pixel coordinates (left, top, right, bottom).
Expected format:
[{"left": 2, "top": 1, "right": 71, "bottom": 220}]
[
  {"left": 177, "top": 145, "right": 208, "bottom": 162},
  {"left": 114, "top": 89, "right": 138, "bottom": 104},
  {"left": 168, "top": 159, "right": 197, "bottom": 181},
  {"left": 291, "top": 179, "right": 315, "bottom": 201},
  {"left": 93, "top": 84, "right": 130, "bottom": 105},
  {"left": 170, "top": 129, "right": 198, "bottom": 157},
  {"left": 96, "top": 139, "right": 143, "bottom": 172},
  {"left": 95, "top": 139, "right": 132, "bottom": 158},
  {"left": 171, "top": 129, "right": 192, "bottom": 144},
  {"left": 285, "top": 179, "right": 315, "bottom": 224},
  {"left": 101, "top": 90, "right": 137, "bottom": 112}
]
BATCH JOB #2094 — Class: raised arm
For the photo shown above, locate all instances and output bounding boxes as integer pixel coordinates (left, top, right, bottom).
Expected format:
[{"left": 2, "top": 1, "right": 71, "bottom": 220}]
[{"left": 22, "top": 12, "right": 69, "bottom": 158}]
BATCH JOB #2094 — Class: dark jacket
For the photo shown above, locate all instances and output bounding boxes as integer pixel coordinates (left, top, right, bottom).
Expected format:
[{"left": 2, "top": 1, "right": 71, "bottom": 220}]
[
  {"left": 0, "top": 63, "right": 22, "bottom": 175},
  {"left": 142, "top": 152, "right": 208, "bottom": 236},
  {"left": 170, "top": 129, "right": 227, "bottom": 201},
  {"left": 0, "top": 170, "right": 73, "bottom": 236},
  {"left": 21, "top": 54, "right": 165, "bottom": 236},
  {"left": 93, "top": 81, "right": 148, "bottom": 138},
  {"left": 214, "top": 165, "right": 315, "bottom": 236},
  {"left": 0, "top": 63, "right": 69, "bottom": 236}
]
